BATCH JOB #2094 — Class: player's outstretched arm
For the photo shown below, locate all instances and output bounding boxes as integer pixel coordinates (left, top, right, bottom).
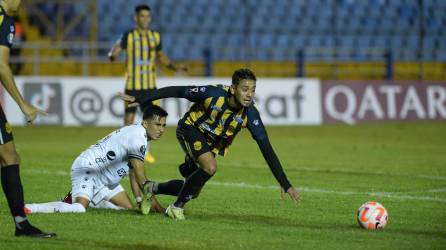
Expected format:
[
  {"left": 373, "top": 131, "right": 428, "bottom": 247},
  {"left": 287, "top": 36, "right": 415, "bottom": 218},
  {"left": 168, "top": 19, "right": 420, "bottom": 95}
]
[
  {"left": 256, "top": 137, "right": 301, "bottom": 204},
  {"left": 0, "top": 46, "right": 47, "bottom": 123},
  {"left": 247, "top": 106, "right": 300, "bottom": 203},
  {"left": 119, "top": 86, "right": 205, "bottom": 108}
]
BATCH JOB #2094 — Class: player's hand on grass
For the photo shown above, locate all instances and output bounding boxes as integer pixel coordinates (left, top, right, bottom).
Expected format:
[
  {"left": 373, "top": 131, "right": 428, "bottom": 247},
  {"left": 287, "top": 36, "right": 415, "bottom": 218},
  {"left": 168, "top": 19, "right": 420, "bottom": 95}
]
[
  {"left": 21, "top": 102, "right": 48, "bottom": 123},
  {"left": 286, "top": 187, "right": 301, "bottom": 203},
  {"left": 149, "top": 195, "right": 165, "bottom": 213},
  {"left": 280, "top": 187, "right": 301, "bottom": 204}
]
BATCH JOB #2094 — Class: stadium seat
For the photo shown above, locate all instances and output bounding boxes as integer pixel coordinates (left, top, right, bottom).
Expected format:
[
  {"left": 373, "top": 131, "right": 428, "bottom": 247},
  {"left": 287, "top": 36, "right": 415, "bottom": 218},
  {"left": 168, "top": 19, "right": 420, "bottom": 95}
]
[{"left": 86, "top": 0, "right": 446, "bottom": 63}]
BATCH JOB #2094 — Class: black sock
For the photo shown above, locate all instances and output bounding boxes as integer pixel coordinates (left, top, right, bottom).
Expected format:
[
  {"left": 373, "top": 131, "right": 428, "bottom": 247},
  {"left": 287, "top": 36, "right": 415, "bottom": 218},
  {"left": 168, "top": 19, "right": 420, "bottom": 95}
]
[
  {"left": 174, "top": 168, "right": 212, "bottom": 208},
  {"left": 156, "top": 179, "right": 184, "bottom": 196},
  {"left": 1, "top": 165, "right": 28, "bottom": 227}
]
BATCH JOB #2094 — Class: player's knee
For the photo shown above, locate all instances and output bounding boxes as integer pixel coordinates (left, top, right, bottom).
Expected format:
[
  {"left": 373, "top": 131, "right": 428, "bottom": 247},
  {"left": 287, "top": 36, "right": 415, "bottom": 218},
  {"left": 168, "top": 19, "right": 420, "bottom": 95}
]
[
  {"left": 202, "top": 164, "right": 217, "bottom": 175},
  {"left": 123, "top": 203, "right": 133, "bottom": 210},
  {"left": 0, "top": 149, "right": 20, "bottom": 166}
]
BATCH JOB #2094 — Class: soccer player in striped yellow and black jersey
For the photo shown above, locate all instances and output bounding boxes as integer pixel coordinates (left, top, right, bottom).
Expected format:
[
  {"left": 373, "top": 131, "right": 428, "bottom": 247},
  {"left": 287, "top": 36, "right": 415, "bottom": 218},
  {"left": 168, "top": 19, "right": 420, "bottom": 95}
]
[
  {"left": 120, "top": 68, "right": 301, "bottom": 220},
  {"left": 108, "top": 4, "right": 186, "bottom": 163},
  {"left": 0, "top": 0, "right": 55, "bottom": 237}
]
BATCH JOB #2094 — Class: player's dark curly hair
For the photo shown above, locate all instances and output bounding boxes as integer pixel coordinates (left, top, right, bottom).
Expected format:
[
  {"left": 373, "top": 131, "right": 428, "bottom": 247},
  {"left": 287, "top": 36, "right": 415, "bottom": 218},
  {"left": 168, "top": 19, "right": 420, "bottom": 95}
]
[
  {"left": 143, "top": 105, "right": 168, "bottom": 120},
  {"left": 231, "top": 68, "right": 256, "bottom": 85},
  {"left": 135, "top": 4, "right": 151, "bottom": 14}
]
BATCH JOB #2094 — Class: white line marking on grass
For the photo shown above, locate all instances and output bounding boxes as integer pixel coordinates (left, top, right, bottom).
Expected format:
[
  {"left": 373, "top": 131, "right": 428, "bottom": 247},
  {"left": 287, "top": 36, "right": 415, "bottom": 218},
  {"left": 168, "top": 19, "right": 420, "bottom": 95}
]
[
  {"left": 208, "top": 181, "right": 446, "bottom": 203},
  {"left": 24, "top": 169, "right": 446, "bottom": 203},
  {"left": 26, "top": 169, "right": 69, "bottom": 176},
  {"left": 156, "top": 160, "right": 446, "bottom": 182}
]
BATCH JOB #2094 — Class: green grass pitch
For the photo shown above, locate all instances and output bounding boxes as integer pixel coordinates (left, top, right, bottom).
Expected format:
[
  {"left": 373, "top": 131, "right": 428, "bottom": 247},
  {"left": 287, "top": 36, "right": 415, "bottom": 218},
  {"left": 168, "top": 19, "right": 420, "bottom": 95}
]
[{"left": 1, "top": 123, "right": 445, "bottom": 249}]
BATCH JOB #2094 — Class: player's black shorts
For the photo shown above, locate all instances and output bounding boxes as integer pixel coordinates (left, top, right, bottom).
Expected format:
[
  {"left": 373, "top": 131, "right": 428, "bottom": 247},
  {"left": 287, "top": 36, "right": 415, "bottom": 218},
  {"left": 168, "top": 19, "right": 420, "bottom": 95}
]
[
  {"left": 176, "top": 122, "right": 212, "bottom": 161},
  {"left": 0, "top": 105, "right": 14, "bottom": 145},
  {"left": 124, "top": 89, "right": 159, "bottom": 113}
]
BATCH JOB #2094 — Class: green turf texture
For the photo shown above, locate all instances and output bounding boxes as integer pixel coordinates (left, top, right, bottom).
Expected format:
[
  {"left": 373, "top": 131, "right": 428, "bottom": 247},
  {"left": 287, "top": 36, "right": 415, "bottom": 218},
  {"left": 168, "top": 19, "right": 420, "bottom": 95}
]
[{"left": 1, "top": 123, "right": 445, "bottom": 249}]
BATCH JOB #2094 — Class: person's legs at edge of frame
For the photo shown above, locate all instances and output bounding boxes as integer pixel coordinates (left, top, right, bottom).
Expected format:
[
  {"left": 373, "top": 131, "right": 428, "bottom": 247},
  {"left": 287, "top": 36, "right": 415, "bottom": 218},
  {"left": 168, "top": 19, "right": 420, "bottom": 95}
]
[{"left": 0, "top": 139, "right": 56, "bottom": 237}]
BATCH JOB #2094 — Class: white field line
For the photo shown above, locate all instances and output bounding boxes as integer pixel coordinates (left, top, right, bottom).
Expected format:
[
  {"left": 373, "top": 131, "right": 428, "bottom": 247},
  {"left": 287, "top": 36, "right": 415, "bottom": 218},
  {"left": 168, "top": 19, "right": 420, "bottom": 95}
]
[
  {"left": 24, "top": 169, "right": 446, "bottom": 203},
  {"left": 220, "top": 162, "right": 446, "bottom": 181}
]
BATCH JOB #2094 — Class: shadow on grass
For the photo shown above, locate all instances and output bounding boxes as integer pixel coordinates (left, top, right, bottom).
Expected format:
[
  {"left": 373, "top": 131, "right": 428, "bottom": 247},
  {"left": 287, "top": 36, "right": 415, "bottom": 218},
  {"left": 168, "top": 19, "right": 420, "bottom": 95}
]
[
  {"left": 194, "top": 210, "right": 446, "bottom": 239},
  {"left": 193, "top": 210, "right": 355, "bottom": 231},
  {"left": 0, "top": 237, "right": 184, "bottom": 250},
  {"left": 387, "top": 227, "right": 446, "bottom": 239}
]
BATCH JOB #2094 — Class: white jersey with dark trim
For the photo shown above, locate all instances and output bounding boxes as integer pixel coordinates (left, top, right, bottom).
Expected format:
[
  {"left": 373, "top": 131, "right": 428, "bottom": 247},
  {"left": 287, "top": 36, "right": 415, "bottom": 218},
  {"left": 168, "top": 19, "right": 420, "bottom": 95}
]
[{"left": 74, "top": 124, "right": 149, "bottom": 186}]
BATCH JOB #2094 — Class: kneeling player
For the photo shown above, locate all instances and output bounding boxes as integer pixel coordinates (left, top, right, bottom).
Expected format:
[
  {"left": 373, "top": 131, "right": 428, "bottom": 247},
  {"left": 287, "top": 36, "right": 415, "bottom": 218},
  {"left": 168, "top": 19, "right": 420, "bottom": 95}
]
[{"left": 26, "top": 106, "right": 169, "bottom": 214}]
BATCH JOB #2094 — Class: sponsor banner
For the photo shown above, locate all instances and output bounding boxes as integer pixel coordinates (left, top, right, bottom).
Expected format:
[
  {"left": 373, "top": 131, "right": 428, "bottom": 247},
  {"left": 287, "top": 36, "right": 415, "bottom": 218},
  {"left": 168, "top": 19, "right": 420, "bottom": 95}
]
[
  {"left": 322, "top": 81, "right": 446, "bottom": 124},
  {"left": 4, "top": 77, "right": 322, "bottom": 126}
]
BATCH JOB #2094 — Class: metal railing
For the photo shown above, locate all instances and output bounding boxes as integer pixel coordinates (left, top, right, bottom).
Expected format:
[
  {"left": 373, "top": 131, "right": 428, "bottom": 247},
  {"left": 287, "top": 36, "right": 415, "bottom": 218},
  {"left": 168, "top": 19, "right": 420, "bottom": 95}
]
[{"left": 9, "top": 41, "right": 435, "bottom": 79}]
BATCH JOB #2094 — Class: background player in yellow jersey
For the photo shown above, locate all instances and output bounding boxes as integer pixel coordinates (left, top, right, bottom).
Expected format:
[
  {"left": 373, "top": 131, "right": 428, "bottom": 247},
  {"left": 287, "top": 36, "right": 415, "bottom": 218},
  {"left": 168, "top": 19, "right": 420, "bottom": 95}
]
[
  {"left": 108, "top": 4, "right": 186, "bottom": 163},
  {"left": 120, "top": 68, "right": 301, "bottom": 220}
]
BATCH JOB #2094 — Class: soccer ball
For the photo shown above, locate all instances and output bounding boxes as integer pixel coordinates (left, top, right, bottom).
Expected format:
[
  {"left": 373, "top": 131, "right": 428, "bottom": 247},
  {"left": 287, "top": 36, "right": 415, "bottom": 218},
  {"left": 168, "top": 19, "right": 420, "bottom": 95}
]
[{"left": 357, "top": 201, "right": 388, "bottom": 230}]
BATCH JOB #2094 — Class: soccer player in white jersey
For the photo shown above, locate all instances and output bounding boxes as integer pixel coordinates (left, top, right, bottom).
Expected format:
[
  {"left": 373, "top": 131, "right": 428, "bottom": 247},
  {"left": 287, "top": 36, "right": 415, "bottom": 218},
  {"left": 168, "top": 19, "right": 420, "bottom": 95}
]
[{"left": 25, "top": 105, "right": 168, "bottom": 214}]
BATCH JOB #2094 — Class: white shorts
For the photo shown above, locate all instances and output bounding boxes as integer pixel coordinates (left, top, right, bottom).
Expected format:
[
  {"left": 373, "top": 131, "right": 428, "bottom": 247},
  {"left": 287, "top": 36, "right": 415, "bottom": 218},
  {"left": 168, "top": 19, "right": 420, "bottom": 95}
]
[{"left": 71, "top": 157, "right": 124, "bottom": 205}]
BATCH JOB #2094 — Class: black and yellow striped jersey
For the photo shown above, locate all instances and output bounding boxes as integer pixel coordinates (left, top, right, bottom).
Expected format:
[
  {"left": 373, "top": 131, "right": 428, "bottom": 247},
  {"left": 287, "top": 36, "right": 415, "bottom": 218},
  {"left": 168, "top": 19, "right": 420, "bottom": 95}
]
[
  {"left": 0, "top": 6, "right": 15, "bottom": 48},
  {"left": 135, "top": 84, "right": 292, "bottom": 190},
  {"left": 118, "top": 28, "right": 162, "bottom": 91},
  {"left": 177, "top": 85, "right": 267, "bottom": 156}
]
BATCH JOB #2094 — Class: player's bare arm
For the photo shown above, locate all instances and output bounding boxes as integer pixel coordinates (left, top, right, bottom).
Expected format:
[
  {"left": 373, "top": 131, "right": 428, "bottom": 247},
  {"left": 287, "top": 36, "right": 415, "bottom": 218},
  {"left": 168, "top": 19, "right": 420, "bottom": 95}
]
[
  {"left": 129, "top": 169, "right": 142, "bottom": 204},
  {"left": 0, "top": 46, "right": 47, "bottom": 122},
  {"left": 129, "top": 157, "right": 165, "bottom": 213},
  {"left": 107, "top": 40, "right": 122, "bottom": 62},
  {"left": 129, "top": 158, "right": 148, "bottom": 193}
]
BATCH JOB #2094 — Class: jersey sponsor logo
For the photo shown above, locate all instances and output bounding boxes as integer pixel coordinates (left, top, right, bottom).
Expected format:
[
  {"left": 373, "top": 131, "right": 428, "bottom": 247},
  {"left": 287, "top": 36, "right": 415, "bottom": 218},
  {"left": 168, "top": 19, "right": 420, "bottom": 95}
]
[
  {"left": 199, "top": 123, "right": 214, "bottom": 133},
  {"left": 253, "top": 119, "right": 260, "bottom": 126},
  {"left": 117, "top": 168, "right": 127, "bottom": 177},
  {"left": 95, "top": 157, "right": 107, "bottom": 164},
  {"left": 235, "top": 116, "right": 244, "bottom": 123},
  {"left": 193, "top": 141, "right": 202, "bottom": 151},
  {"left": 135, "top": 59, "right": 151, "bottom": 66},
  {"left": 106, "top": 151, "right": 116, "bottom": 161},
  {"left": 5, "top": 122, "right": 12, "bottom": 134},
  {"left": 211, "top": 105, "right": 223, "bottom": 112}
]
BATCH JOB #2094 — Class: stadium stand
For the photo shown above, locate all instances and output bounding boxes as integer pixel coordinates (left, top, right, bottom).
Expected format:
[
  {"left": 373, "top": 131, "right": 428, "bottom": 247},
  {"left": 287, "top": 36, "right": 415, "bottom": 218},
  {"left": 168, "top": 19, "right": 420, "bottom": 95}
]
[
  {"left": 91, "top": 0, "right": 445, "bottom": 61},
  {"left": 17, "top": 0, "right": 446, "bottom": 79}
]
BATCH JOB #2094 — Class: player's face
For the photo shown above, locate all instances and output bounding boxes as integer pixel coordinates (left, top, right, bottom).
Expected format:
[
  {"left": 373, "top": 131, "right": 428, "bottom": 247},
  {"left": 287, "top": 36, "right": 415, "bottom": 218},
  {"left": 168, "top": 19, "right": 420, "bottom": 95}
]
[
  {"left": 231, "top": 79, "right": 256, "bottom": 107},
  {"left": 144, "top": 115, "right": 166, "bottom": 140},
  {"left": 135, "top": 10, "right": 151, "bottom": 29}
]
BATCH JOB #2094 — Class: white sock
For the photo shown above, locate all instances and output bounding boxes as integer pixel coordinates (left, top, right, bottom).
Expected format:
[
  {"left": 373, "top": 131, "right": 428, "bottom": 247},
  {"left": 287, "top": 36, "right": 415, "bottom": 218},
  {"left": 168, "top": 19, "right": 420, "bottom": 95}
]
[
  {"left": 90, "top": 200, "right": 126, "bottom": 210},
  {"left": 26, "top": 201, "right": 86, "bottom": 213}
]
